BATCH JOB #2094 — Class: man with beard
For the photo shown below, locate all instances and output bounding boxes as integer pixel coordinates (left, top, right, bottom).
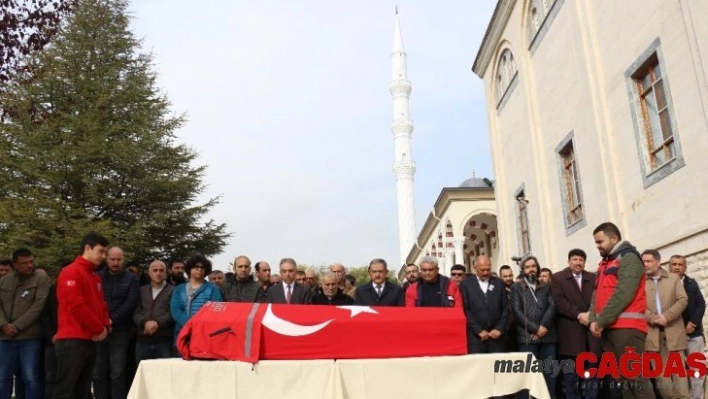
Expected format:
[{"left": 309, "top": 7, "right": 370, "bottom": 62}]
[
  {"left": 511, "top": 255, "right": 557, "bottom": 399},
  {"left": 401, "top": 263, "right": 419, "bottom": 291},
  {"left": 93, "top": 247, "right": 139, "bottom": 399},
  {"left": 499, "top": 265, "right": 516, "bottom": 353},
  {"left": 588, "top": 222, "right": 654, "bottom": 399},
  {"left": 221, "top": 256, "right": 264, "bottom": 303},
  {"left": 167, "top": 258, "right": 186, "bottom": 286}
]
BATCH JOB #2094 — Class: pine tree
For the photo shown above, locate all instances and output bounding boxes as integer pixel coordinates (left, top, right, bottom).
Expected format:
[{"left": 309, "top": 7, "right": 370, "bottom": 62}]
[{"left": 0, "top": 0, "right": 231, "bottom": 270}]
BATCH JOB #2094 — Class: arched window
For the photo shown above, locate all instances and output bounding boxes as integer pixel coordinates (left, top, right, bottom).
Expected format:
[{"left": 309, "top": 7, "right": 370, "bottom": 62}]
[
  {"left": 529, "top": 6, "right": 540, "bottom": 39},
  {"left": 495, "top": 48, "right": 518, "bottom": 103},
  {"left": 528, "top": 0, "right": 563, "bottom": 52}
]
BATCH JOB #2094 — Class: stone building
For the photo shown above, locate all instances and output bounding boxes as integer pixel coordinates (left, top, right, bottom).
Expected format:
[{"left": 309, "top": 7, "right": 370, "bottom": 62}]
[{"left": 472, "top": 0, "right": 708, "bottom": 304}]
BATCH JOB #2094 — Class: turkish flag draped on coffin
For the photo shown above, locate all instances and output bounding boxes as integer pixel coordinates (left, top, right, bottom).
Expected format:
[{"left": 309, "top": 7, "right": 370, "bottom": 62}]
[{"left": 177, "top": 302, "right": 467, "bottom": 362}]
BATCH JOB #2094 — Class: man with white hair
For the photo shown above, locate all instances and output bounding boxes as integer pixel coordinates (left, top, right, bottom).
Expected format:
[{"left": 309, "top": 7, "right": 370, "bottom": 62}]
[
  {"left": 305, "top": 268, "right": 321, "bottom": 296},
  {"left": 312, "top": 272, "right": 354, "bottom": 305},
  {"left": 404, "top": 256, "right": 461, "bottom": 308}
]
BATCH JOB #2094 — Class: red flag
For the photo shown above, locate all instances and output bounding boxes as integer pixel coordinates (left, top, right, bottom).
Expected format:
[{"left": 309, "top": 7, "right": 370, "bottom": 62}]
[
  {"left": 260, "top": 304, "right": 466, "bottom": 360},
  {"left": 177, "top": 302, "right": 467, "bottom": 362},
  {"left": 177, "top": 301, "right": 265, "bottom": 362}
]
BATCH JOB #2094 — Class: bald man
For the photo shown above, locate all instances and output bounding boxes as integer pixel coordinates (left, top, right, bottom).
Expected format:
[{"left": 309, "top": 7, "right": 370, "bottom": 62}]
[
  {"left": 329, "top": 263, "right": 346, "bottom": 291},
  {"left": 459, "top": 256, "right": 508, "bottom": 354},
  {"left": 133, "top": 260, "right": 174, "bottom": 364},
  {"left": 93, "top": 247, "right": 139, "bottom": 399}
]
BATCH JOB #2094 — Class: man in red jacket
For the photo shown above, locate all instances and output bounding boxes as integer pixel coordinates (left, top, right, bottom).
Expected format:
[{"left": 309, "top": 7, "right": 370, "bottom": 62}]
[
  {"left": 54, "top": 232, "right": 111, "bottom": 399},
  {"left": 405, "top": 256, "right": 462, "bottom": 308}
]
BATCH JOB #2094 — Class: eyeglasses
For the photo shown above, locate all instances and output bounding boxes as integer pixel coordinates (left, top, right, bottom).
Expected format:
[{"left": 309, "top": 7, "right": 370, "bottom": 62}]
[{"left": 450, "top": 272, "right": 464, "bottom": 276}]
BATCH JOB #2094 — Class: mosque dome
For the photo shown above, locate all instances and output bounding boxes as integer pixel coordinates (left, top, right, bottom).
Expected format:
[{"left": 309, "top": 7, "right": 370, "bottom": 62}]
[{"left": 459, "top": 177, "right": 492, "bottom": 188}]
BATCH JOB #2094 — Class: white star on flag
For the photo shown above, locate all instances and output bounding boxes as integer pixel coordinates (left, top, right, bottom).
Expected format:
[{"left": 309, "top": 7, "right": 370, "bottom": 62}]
[{"left": 336, "top": 306, "right": 379, "bottom": 318}]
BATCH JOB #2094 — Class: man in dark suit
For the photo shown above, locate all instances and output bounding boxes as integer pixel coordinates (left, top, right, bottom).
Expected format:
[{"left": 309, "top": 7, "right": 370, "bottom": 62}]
[
  {"left": 669, "top": 254, "right": 706, "bottom": 399},
  {"left": 550, "top": 248, "right": 602, "bottom": 399},
  {"left": 459, "top": 255, "right": 508, "bottom": 354},
  {"left": 266, "top": 258, "right": 312, "bottom": 304},
  {"left": 354, "top": 258, "right": 404, "bottom": 307}
]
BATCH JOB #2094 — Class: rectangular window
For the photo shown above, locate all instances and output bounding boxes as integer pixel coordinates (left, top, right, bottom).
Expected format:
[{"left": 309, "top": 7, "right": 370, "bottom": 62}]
[
  {"left": 559, "top": 142, "right": 583, "bottom": 225},
  {"left": 625, "top": 39, "right": 684, "bottom": 188},
  {"left": 634, "top": 57, "right": 675, "bottom": 170},
  {"left": 517, "top": 190, "right": 531, "bottom": 255}
]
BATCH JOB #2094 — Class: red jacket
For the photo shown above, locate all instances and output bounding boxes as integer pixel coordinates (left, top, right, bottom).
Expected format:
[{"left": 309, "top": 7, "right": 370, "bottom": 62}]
[
  {"left": 56, "top": 256, "right": 110, "bottom": 340},
  {"left": 405, "top": 276, "right": 462, "bottom": 308}
]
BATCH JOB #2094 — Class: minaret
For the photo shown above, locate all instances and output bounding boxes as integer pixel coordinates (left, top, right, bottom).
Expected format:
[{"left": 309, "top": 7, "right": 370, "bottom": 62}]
[{"left": 390, "top": 7, "right": 416, "bottom": 269}]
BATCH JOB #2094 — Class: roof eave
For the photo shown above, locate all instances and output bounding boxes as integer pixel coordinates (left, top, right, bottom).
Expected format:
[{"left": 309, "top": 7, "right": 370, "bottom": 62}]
[{"left": 471, "top": 0, "right": 517, "bottom": 78}]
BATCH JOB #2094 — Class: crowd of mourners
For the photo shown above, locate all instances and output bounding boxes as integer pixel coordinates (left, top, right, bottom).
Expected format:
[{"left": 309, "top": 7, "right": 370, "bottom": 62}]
[{"left": 0, "top": 221, "right": 705, "bottom": 399}]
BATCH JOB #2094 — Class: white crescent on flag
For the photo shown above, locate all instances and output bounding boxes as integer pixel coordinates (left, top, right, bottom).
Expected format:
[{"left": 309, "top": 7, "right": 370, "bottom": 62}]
[{"left": 261, "top": 304, "right": 334, "bottom": 337}]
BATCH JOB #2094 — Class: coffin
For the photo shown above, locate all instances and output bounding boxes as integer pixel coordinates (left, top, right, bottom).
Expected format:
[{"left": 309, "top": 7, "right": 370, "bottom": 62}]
[{"left": 176, "top": 302, "right": 466, "bottom": 362}]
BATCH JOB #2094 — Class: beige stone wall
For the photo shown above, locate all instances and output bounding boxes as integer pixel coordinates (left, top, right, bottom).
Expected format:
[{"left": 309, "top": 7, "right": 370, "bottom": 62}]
[{"left": 475, "top": 0, "right": 708, "bottom": 275}]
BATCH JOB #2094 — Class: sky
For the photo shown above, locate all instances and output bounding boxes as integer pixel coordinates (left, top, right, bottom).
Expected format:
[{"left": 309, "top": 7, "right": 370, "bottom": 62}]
[{"left": 126, "top": 1, "right": 498, "bottom": 272}]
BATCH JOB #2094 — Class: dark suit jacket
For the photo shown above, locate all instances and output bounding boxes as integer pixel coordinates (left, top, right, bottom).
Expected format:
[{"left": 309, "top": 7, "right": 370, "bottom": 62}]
[
  {"left": 266, "top": 282, "right": 312, "bottom": 304},
  {"left": 312, "top": 289, "right": 354, "bottom": 305},
  {"left": 550, "top": 267, "right": 602, "bottom": 356},
  {"left": 459, "top": 276, "right": 509, "bottom": 343},
  {"left": 354, "top": 281, "right": 404, "bottom": 307},
  {"left": 682, "top": 273, "right": 706, "bottom": 338}
]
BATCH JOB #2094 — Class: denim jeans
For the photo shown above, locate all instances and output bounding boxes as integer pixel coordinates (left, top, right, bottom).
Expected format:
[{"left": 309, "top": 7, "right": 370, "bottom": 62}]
[
  {"left": 517, "top": 342, "right": 557, "bottom": 399},
  {"left": 54, "top": 339, "right": 97, "bottom": 399},
  {"left": 135, "top": 341, "right": 173, "bottom": 365},
  {"left": 0, "top": 339, "right": 43, "bottom": 399},
  {"left": 92, "top": 330, "right": 131, "bottom": 399}
]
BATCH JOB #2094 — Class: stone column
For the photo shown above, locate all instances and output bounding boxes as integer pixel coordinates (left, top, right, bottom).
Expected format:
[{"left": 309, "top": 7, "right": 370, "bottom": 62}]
[
  {"left": 453, "top": 237, "right": 466, "bottom": 268},
  {"left": 444, "top": 249, "right": 455, "bottom": 276}
]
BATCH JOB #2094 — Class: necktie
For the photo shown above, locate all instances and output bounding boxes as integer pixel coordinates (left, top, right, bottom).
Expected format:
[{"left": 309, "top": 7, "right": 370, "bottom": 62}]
[
  {"left": 653, "top": 279, "right": 662, "bottom": 314},
  {"left": 376, "top": 285, "right": 382, "bottom": 296},
  {"left": 575, "top": 273, "right": 582, "bottom": 290},
  {"left": 286, "top": 284, "right": 292, "bottom": 304}
]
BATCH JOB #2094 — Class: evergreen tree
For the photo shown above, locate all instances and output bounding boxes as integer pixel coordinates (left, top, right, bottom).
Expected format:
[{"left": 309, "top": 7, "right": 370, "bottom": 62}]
[{"left": 0, "top": 0, "right": 231, "bottom": 270}]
